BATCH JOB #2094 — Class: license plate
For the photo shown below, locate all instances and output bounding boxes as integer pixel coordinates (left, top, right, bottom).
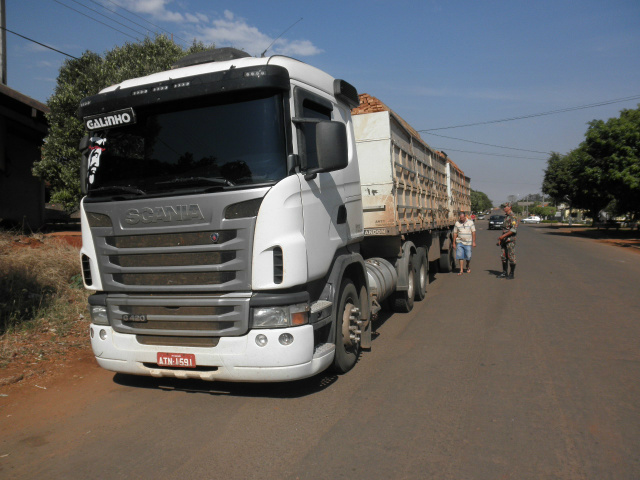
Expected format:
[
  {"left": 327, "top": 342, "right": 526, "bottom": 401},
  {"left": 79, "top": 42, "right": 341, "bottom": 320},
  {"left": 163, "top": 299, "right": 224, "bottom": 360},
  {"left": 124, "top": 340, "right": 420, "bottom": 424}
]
[{"left": 157, "top": 352, "right": 196, "bottom": 368}]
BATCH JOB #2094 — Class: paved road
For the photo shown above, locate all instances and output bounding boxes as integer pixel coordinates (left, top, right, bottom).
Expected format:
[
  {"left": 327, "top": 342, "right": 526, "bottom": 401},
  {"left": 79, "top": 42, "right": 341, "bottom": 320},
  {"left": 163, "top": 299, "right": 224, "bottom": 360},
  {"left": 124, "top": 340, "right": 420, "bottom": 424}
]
[{"left": 1, "top": 223, "right": 639, "bottom": 479}]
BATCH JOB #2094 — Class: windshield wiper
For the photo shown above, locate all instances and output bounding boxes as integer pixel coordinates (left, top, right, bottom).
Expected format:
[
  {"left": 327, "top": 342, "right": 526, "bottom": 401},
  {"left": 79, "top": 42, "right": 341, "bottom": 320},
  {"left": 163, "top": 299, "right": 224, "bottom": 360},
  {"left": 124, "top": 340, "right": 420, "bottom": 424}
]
[
  {"left": 89, "top": 185, "right": 146, "bottom": 196},
  {"left": 157, "top": 176, "right": 235, "bottom": 187}
]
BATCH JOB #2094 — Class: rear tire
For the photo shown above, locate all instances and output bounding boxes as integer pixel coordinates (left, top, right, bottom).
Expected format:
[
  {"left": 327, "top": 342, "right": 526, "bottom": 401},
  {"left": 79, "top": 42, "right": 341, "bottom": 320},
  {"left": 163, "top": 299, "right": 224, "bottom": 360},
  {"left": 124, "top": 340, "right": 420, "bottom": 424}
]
[
  {"left": 391, "top": 256, "right": 415, "bottom": 313},
  {"left": 332, "top": 280, "right": 361, "bottom": 374},
  {"left": 413, "top": 247, "right": 428, "bottom": 301},
  {"left": 439, "top": 242, "right": 455, "bottom": 273}
]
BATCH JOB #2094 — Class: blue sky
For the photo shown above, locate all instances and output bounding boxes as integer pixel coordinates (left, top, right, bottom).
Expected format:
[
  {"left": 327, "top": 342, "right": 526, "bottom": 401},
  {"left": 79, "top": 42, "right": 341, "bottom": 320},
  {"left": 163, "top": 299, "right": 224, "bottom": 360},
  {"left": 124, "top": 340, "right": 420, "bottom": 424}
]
[{"left": 4, "top": 0, "right": 640, "bottom": 205}]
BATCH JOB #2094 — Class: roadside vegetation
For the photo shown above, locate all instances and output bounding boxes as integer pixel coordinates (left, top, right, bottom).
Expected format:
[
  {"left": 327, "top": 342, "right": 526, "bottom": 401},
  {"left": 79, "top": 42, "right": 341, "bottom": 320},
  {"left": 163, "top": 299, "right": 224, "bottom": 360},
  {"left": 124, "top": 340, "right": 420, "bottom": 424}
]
[
  {"left": 0, "top": 230, "right": 90, "bottom": 370},
  {"left": 542, "top": 105, "right": 640, "bottom": 222}
]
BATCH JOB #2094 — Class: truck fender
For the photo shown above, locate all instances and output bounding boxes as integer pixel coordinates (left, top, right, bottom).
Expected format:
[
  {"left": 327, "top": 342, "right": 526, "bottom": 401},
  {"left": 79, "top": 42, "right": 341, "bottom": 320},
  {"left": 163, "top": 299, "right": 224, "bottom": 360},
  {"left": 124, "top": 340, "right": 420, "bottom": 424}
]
[
  {"left": 394, "top": 241, "right": 416, "bottom": 291},
  {"left": 323, "top": 252, "right": 371, "bottom": 352}
]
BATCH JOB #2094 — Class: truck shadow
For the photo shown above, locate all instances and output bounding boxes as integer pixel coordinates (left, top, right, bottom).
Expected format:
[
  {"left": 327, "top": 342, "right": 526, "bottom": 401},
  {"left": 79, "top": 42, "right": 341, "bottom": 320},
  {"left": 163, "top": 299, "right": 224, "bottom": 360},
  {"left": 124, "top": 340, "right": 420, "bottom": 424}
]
[{"left": 112, "top": 370, "right": 340, "bottom": 398}]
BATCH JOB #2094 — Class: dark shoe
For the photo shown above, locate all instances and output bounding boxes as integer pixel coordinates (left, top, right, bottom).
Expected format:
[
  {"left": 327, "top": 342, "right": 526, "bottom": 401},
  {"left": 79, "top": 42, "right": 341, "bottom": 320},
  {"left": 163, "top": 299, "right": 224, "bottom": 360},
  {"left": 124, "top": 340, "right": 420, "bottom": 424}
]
[
  {"left": 509, "top": 265, "right": 516, "bottom": 279},
  {"left": 497, "top": 272, "right": 508, "bottom": 279}
]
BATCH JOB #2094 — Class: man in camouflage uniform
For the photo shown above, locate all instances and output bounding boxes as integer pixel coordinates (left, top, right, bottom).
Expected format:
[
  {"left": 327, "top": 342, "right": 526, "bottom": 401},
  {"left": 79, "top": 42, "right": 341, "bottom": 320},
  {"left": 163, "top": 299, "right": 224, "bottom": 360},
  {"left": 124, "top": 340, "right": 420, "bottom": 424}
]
[{"left": 497, "top": 203, "right": 518, "bottom": 279}]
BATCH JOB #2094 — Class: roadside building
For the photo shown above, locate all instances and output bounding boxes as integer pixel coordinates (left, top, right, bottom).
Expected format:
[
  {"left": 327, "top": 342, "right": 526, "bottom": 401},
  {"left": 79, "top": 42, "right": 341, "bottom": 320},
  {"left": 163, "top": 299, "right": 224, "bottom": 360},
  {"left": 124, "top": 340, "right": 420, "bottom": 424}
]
[{"left": 0, "top": 83, "right": 49, "bottom": 229}]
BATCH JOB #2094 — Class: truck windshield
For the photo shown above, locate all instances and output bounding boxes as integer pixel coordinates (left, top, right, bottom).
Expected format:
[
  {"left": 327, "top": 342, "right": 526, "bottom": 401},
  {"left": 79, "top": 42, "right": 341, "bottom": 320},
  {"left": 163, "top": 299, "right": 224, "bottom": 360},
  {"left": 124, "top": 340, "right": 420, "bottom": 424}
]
[{"left": 85, "top": 92, "right": 287, "bottom": 197}]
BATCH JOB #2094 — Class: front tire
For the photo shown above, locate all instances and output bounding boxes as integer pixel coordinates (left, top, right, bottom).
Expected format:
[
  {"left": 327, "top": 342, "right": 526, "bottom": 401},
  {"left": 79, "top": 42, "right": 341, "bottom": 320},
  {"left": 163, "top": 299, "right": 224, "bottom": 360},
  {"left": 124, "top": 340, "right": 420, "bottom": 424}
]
[{"left": 332, "top": 280, "right": 361, "bottom": 374}]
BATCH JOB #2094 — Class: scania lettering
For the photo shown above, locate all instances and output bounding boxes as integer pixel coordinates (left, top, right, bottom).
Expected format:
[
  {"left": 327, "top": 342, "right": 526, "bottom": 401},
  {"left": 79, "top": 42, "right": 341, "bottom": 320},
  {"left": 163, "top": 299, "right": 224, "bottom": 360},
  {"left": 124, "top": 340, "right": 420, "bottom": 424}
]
[
  {"left": 78, "top": 48, "right": 470, "bottom": 382},
  {"left": 124, "top": 204, "right": 205, "bottom": 225}
]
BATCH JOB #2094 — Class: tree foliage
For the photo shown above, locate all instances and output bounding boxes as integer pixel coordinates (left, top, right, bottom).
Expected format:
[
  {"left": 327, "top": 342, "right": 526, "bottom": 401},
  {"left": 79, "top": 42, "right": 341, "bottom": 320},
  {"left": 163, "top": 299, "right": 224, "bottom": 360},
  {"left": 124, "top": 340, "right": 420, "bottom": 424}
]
[
  {"left": 542, "top": 105, "right": 640, "bottom": 220},
  {"left": 529, "top": 205, "right": 556, "bottom": 218},
  {"left": 470, "top": 189, "right": 492, "bottom": 213},
  {"left": 33, "top": 36, "right": 211, "bottom": 211}
]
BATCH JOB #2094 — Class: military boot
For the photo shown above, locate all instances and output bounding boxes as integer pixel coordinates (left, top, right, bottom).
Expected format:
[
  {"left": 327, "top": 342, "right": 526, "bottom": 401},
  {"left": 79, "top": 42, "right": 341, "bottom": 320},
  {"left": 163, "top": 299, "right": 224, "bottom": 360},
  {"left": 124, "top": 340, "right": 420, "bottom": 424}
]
[
  {"left": 497, "top": 261, "right": 509, "bottom": 278},
  {"left": 508, "top": 264, "right": 516, "bottom": 279}
]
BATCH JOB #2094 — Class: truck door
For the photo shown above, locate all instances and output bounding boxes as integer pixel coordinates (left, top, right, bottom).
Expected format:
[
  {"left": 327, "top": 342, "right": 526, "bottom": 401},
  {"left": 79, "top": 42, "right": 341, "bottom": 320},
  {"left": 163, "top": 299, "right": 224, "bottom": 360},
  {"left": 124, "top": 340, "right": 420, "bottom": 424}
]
[{"left": 294, "top": 89, "right": 349, "bottom": 281}]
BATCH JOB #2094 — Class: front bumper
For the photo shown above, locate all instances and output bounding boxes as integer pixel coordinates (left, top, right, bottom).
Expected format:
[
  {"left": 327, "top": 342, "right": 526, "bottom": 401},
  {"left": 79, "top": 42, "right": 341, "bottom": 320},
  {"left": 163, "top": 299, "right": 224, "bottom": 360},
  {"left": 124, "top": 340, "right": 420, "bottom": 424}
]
[{"left": 89, "top": 324, "right": 335, "bottom": 382}]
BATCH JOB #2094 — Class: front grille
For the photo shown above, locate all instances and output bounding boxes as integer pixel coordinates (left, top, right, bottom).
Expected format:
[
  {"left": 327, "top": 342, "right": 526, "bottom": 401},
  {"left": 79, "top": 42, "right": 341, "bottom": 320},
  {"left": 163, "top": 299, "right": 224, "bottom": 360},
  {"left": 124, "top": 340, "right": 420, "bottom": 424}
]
[
  {"left": 87, "top": 214, "right": 253, "bottom": 292},
  {"left": 106, "top": 231, "right": 237, "bottom": 249},
  {"left": 110, "top": 251, "right": 236, "bottom": 267},
  {"left": 107, "top": 294, "right": 250, "bottom": 337},
  {"left": 113, "top": 271, "right": 236, "bottom": 286}
]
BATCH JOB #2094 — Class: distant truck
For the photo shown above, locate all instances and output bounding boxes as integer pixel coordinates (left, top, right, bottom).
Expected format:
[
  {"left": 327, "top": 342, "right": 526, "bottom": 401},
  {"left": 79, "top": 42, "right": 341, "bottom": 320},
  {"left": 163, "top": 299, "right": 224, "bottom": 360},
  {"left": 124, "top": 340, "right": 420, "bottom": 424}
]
[{"left": 77, "top": 48, "right": 470, "bottom": 382}]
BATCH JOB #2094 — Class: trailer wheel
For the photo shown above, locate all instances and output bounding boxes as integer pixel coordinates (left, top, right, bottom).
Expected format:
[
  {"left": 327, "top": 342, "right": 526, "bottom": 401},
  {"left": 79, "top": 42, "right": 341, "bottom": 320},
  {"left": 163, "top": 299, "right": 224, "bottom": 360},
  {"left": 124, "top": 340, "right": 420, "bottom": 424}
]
[
  {"left": 413, "top": 247, "right": 428, "bottom": 301},
  {"left": 439, "top": 243, "right": 455, "bottom": 273},
  {"left": 332, "top": 279, "right": 361, "bottom": 373},
  {"left": 391, "top": 257, "right": 415, "bottom": 313},
  {"left": 439, "top": 250, "right": 451, "bottom": 273}
]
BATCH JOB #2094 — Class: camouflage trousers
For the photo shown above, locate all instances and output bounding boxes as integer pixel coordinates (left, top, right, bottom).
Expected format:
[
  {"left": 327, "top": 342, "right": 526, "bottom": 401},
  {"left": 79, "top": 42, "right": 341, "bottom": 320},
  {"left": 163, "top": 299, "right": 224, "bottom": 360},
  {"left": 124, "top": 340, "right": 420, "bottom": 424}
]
[{"left": 500, "top": 241, "right": 516, "bottom": 265}]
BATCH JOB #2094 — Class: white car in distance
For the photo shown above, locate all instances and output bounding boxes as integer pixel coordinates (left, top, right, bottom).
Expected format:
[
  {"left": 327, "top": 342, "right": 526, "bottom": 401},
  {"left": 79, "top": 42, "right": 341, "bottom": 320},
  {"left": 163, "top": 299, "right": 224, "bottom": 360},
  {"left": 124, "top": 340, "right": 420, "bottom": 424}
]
[{"left": 521, "top": 216, "right": 541, "bottom": 224}]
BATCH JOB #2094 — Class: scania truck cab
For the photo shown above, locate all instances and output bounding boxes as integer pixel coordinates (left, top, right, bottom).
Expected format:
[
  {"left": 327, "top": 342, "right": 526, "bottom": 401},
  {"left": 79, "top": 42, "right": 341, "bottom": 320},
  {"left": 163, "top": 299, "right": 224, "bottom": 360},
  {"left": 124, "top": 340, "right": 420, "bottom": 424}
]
[{"left": 78, "top": 48, "right": 370, "bottom": 382}]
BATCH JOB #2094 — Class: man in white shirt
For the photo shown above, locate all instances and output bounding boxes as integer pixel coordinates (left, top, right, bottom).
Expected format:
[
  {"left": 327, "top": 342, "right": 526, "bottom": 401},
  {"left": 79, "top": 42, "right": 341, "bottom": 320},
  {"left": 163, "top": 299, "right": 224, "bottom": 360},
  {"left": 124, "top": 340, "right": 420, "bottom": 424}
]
[{"left": 452, "top": 212, "right": 476, "bottom": 275}]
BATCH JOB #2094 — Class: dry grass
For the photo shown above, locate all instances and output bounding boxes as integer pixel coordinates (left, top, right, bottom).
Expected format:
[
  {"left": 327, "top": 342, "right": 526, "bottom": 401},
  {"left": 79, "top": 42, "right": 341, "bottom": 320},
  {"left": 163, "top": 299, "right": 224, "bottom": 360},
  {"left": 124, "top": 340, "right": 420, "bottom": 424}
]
[{"left": 0, "top": 231, "right": 91, "bottom": 369}]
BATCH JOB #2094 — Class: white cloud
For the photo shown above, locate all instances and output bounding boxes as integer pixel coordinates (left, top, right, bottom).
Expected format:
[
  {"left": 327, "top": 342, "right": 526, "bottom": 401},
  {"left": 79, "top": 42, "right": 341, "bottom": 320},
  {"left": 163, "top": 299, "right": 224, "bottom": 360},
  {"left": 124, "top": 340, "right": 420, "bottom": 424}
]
[
  {"left": 192, "top": 11, "right": 322, "bottom": 57},
  {"left": 110, "top": 3, "right": 321, "bottom": 56},
  {"left": 272, "top": 39, "right": 323, "bottom": 57},
  {"left": 112, "top": 0, "right": 195, "bottom": 23}
]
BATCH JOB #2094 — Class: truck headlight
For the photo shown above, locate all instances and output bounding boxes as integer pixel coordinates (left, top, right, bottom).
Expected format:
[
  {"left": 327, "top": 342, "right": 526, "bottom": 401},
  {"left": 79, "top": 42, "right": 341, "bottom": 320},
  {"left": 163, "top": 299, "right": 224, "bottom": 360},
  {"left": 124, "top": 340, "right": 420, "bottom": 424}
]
[
  {"left": 251, "top": 303, "right": 309, "bottom": 329},
  {"left": 89, "top": 305, "right": 109, "bottom": 325}
]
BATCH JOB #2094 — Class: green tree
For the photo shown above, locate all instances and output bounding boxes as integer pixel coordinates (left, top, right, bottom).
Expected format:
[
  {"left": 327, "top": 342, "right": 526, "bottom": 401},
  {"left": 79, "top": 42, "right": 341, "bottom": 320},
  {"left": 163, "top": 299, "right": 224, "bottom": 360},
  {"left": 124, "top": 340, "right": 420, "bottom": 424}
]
[
  {"left": 511, "top": 204, "right": 524, "bottom": 214},
  {"left": 542, "top": 152, "right": 577, "bottom": 205},
  {"left": 33, "top": 36, "right": 211, "bottom": 211},
  {"left": 541, "top": 206, "right": 556, "bottom": 219},
  {"left": 530, "top": 205, "right": 544, "bottom": 216},
  {"left": 543, "top": 106, "right": 640, "bottom": 222},
  {"left": 582, "top": 106, "right": 640, "bottom": 220},
  {"left": 470, "top": 189, "right": 492, "bottom": 213}
]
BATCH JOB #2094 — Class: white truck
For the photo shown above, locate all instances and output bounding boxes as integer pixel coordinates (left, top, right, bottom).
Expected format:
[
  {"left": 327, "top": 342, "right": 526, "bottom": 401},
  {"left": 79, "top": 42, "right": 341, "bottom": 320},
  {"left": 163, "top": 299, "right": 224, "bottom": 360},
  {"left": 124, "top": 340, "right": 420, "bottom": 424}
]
[{"left": 78, "top": 48, "right": 470, "bottom": 382}]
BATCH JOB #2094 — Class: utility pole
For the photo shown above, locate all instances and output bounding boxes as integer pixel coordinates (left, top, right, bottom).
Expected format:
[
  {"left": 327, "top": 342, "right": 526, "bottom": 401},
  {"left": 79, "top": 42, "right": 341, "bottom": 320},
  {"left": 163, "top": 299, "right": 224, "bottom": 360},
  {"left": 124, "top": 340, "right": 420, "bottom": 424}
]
[{"left": 1, "top": 0, "right": 7, "bottom": 84}]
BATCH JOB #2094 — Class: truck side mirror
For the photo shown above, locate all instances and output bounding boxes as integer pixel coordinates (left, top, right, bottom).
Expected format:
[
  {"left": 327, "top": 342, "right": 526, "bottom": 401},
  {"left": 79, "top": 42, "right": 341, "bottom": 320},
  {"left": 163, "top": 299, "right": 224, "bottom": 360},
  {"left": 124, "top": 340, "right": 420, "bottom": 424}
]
[
  {"left": 317, "top": 121, "right": 348, "bottom": 171},
  {"left": 79, "top": 135, "right": 90, "bottom": 195},
  {"left": 305, "top": 121, "right": 348, "bottom": 180}
]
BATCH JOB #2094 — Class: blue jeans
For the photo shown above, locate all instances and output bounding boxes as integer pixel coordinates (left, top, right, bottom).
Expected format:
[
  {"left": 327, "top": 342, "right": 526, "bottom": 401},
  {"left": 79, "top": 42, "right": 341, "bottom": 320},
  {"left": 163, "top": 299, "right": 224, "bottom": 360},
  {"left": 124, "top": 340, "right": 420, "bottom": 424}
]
[{"left": 456, "top": 244, "right": 472, "bottom": 260}]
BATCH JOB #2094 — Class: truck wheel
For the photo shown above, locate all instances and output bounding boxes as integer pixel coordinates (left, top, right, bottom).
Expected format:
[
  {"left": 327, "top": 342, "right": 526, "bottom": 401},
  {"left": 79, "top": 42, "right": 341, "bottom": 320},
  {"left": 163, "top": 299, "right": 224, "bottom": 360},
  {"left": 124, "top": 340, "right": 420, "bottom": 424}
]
[
  {"left": 391, "top": 257, "right": 415, "bottom": 313},
  {"left": 439, "top": 249, "right": 452, "bottom": 273},
  {"left": 413, "top": 247, "right": 428, "bottom": 301},
  {"left": 332, "top": 280, "right": 361, "bottom": 373}
]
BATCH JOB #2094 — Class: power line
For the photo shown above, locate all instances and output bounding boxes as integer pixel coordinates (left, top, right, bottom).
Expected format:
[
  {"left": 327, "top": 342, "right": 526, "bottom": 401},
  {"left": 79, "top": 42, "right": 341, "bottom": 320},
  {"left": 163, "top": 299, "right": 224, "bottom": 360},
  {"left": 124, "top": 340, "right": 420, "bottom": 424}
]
[
  {"left": 64, "top": 0, "right": 148, "bottom": 38},
  {"left": 86, "top": 0, "right": 159, "bottom": 37},
  {"left": 0, "top": 25, "right": 78, "bottom": 59},
  {"left": 433, "top": 147, "right": 547, "bottom": 161},
  {"left": 420, "top": 94, "right": 640, "bottom": 131},
  {"left": 101, "top": 0, "right": 190, "bottom": 46},
  {"left": 423, "top": 131, "right": 552, "bottom": 155},
  {"left": 471, "top": 179, "right": 542, "bottom": 187},
  {"left": 52, "top": 0, "right": 140, "bottom": 41}
]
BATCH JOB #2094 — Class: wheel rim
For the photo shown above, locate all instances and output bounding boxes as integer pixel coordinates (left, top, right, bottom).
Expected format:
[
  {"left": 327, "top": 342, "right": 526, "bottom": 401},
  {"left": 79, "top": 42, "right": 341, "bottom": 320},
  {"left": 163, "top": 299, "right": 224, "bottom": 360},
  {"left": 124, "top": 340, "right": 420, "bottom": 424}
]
[
  {"left": 419, "top": 263, "right": 427, "bottom": 293},
  {"left": 407, "top": 267, "right": 415, "bottom": 300},
  {"left": 342, "top": 301, "right": 361, "bottom": 351}
]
